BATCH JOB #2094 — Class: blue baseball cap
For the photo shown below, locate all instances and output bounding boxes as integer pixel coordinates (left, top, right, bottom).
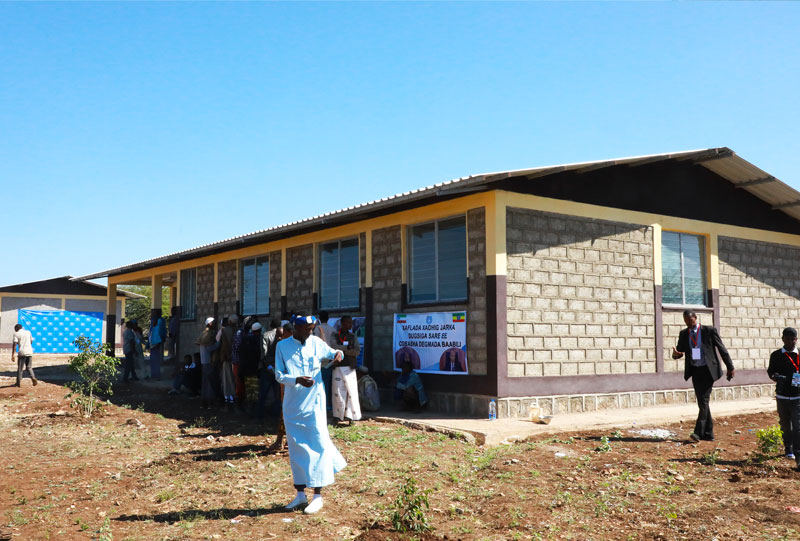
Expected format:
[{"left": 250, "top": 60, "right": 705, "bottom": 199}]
[{"left": 291, "top": 314, "right": 317, "bottom": 326}]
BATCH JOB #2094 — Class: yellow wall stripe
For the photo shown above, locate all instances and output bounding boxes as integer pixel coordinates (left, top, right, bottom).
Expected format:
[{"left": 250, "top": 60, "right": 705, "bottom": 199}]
[
  {"left": 108, "top": 193, "right": 493, "bottom": 285},
  {"left": 105, "top": 189, "right": 800, "bottom": 289}
]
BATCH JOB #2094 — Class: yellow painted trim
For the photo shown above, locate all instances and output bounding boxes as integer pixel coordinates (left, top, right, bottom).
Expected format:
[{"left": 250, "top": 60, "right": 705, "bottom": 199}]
[
  {"left": 107, "top": 284, "right": 117, "bottom": 316},
  {"left": 281, "top": 248, "right": 287, "bottom": 296},
  {"left": 151, "top": 275, "right": 163, "bottom": 310},
  {"left": 0, "top": 292, "right": 128, "bottom": 301},
  {"left": 213, "top": 262, "right": 219, "bottom": 303},
  {"left": 107, "top": 193, "right": 493, "bottom": 285},
  {"left": 708, "top": 233, "right": 719, "bottom": 290},
  {"left": 365, "top": 230, "right": 373, "bottom": 288},
  {"left": 104, "top": 187, "right": 800, "bottom": 290},
  {"left": 121, "top": 298, "right": 127, "bottom": 319},
  {"left": 175, "top": 270, "right": 182, "bottom": 306},
  {"left": 61, "top": 297, "right": 66, "bottom": 310},
  {"left": 485, "top": 191, "right": 507, "bottom": 276},
  {"left": 651, "top": 224, "right": 663, "bottom": 286}
]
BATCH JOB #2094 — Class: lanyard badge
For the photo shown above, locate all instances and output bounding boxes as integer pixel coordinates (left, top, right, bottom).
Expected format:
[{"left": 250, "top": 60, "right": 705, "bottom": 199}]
[{"left": 690, "top": 327, "right": 701, "bottom": 361}]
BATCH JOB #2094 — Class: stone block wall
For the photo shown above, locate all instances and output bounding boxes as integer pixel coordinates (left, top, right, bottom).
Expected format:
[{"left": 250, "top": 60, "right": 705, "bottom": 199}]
[
  {"left": 718, "top": 237, "right": 800, "bottom": 370},
  {"left": 497, "top": 383, "right": 774, "bottom": 418},
  {"left": 269, "top": 251, "right": 282, "bottom": 317},
  {"left": 467, "top": 207, "right": 487, "bottom": 375},
  {"left": 506, "top": 208, "right": 656, "bottom": 378},
  {"left": 197, "top": 264, "right": 215, "bottom": 323},
  {"left": 178, "top": 264, "right": 214, "bottom": 357},
  {"left": 371, "top": 225, "right": 403, "bottom": 371},
  {"left": 217, "top": 260, "right": 237, "bottom": 319},
  {"left": 286, "top": 245, "right": 314, "bottom": 314}
]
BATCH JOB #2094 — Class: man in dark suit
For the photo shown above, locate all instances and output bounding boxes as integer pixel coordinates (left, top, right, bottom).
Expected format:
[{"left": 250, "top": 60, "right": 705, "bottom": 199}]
[{"left": 672, "top": 309, "right": 735, "bottom": 442}]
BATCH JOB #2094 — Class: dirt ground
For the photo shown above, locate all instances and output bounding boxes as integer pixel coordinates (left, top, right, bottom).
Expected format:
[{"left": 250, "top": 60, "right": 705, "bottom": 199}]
[{"left": 1, "top": 365, "right": 800, "bottom": 541}]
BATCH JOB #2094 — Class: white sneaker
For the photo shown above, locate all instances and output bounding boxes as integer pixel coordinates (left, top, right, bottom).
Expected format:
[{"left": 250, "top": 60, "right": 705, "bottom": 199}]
[
  {"left": 304, "top": 496, "right": 323, "bottom": 514},
  {"left": 285, "top": 493, "right": 307, "bottom": 510}
]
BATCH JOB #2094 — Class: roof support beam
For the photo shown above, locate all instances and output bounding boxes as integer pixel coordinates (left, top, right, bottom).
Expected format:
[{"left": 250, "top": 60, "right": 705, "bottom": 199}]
[
  {"left": 735, "top": 176, "right": 776, "bottom": 188},
  {"left": 514, "top": 166, "right": 566, "bottom": 181},
  {"left": 574, "top": 161, "right": 618, "bottom": 174},
  {"left": 772, "top": 201, "right": 800, "bottom": 210},
  {"left": 691, "top": 148, "right": 733, "bottom": 163}
]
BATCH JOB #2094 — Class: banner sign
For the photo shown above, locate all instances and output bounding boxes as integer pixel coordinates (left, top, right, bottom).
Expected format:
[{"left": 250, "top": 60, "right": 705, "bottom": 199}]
[
  {"left": 393, "top": 311, "right": 468, "bottom": 374},
  {"left": 17, "top": 309, "right": 104, "bottom": 354}
]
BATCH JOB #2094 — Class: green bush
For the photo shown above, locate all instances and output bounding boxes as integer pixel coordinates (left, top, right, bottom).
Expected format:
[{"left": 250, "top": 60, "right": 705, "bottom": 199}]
[
  {"left": 66, "top": 336, "right": 120, "bottom": 417},
  {"left": 755, "top": 425, "right": 783, "bottom": 461},
  {"left": 390, "top": 477, "right": 431, "bottom": 533},
  {"left": 595, "top": 435, "right": 612, "bottom": 453}
]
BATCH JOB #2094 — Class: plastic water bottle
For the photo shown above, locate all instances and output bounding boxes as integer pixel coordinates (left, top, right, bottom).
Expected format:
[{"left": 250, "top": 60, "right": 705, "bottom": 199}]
[{"left": 488, "top": 399, "right": 497, "bottom": 421}]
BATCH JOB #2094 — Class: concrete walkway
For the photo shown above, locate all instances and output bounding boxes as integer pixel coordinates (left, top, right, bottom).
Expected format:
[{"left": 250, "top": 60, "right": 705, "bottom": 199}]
[{"left": 373, "top": 396, "right": 777, "bottom": 446}]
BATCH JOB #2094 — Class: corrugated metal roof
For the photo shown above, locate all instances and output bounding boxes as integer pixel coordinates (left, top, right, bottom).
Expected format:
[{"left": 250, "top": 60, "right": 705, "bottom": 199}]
[
  {"left": 1, "top": 276, "right": 144, "bottom": 298},
  {"left": 74, "top": 147, "right": 800, "bottom": 281}
]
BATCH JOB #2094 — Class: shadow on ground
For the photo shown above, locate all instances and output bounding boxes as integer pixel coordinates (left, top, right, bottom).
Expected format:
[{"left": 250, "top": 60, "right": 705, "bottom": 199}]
[
  {"left": 114, "top": 505, "right": 289, "bottom": 523},
  {"left": 0, "top": 364, "right": 78, "bottom": 384}
]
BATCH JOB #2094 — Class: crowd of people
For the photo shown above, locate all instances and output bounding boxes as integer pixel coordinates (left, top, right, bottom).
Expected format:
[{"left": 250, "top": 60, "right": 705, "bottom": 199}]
[{"left": 148, "top": 310, "right": 392, "bottom": 425}]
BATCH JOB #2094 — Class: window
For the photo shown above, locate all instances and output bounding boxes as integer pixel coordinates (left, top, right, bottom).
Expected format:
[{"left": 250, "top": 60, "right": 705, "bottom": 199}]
[
  {"left": 180, "top": 268, "right": 196, "bottom": 320},
  {"left": 240, "top": 256, "right": 270, "bottom": 315},
  {"left": 408, "top": 216, "right": 467, "bottom": 303},
  {"left": 662, "top": 231, "right": 707, "bottom": 305},
  {"left": 319, "top": 238, "right": 360, "bottom": 309}
]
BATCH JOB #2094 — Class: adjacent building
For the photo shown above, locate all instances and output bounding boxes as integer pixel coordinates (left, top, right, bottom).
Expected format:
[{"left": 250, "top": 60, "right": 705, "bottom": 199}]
[
  {"left": 76, "top": 148, "right": 800, "bottom": 416},
  {"left": 0, "top": 276, "right": 139, "bottom": 355}
]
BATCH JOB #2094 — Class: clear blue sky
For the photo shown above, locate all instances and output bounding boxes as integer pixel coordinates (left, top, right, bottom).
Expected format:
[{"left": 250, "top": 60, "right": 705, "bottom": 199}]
[{"left": 2, "top": 3, "right": 799, "bottom": 287}]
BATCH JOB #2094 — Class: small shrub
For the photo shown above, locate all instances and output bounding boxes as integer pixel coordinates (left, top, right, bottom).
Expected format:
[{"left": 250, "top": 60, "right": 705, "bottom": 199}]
[
  {"left": 755, "top": 425, "right": 783, "bottom": 461},
  {"left": 98, "top": 517, "right": 113, "bottom": 541},
  {"left": 156, "top": 489, "right": 176, "bottom": 503},
  {"left": 701, "top": 449, "right": 720, "bottom": 466},
  {"left": 595, "top": 436, "right": 612, "bottom": 453},
  {"left": 390, "top": 477, "right": 431, "bottom": 533},
  {"left": 66, "top": 336, "right": 120, "bottom": 417}
]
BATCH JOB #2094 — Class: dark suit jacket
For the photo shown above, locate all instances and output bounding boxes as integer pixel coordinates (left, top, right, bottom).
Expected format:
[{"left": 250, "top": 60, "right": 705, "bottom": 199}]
[{"left": 676, "top": 325, "right": 734, "bottom": 382}]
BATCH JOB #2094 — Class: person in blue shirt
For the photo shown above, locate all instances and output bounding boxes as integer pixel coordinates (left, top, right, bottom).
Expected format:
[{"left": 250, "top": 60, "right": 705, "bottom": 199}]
[
  {"left": 395, "top": 358, "right": 428, "bottom": 411},
  {"left": 148, "top": 309, "right": 167, "bottom": 380},
  {"left": 275, "top": 314, "right": 345, "bottom": 515}
]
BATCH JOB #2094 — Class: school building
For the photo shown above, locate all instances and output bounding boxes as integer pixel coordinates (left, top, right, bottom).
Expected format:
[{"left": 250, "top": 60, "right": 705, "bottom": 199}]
[{"left": 76, "top": 148, "right": 800, "bottom": 417}]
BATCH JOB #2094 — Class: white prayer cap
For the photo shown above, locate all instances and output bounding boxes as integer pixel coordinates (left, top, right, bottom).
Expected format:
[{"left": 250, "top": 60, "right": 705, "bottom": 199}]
[
  {"left": 251, "top": 322, "right": 262, "bottom": 331},
  {"left": 205, "top": 317, "right": 215, "bottom": 326}
]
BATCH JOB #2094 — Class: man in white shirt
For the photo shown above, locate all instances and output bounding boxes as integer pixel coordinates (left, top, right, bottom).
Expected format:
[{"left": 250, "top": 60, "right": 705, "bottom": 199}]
[
  {"left": 11, "top": 324, "right": 38, "bottom": 387},
  {"left": 312, "top": 311, "right": 335, "bottom": 345}
]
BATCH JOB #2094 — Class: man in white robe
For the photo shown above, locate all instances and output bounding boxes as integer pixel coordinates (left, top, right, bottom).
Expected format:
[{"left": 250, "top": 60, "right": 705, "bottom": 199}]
[{"left": 275, "top": 314, "right": 346, "bottom": 514}]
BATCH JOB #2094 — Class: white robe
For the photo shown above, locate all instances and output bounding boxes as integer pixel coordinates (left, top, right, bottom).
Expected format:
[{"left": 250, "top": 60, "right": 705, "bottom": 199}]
[
  {"left": 332, "top": 365, "right": 362, "bottom": 421},
  {"left": 275, "top": 336, "right": 346, "bottom": 487}
]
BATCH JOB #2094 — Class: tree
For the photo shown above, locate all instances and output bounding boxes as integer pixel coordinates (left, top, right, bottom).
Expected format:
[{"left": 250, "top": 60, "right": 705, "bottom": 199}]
[
  {"left": 66, "top": 336, "right": 121, "bottom": 417},
  {"left": 122, "top": 285, "right": 171, "bottom": 330}
]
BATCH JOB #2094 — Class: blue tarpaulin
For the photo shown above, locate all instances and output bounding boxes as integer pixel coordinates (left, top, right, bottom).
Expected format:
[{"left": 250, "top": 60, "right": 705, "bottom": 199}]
[{"left": 17, "top": 309, "right": 104, "bottom": 354}]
